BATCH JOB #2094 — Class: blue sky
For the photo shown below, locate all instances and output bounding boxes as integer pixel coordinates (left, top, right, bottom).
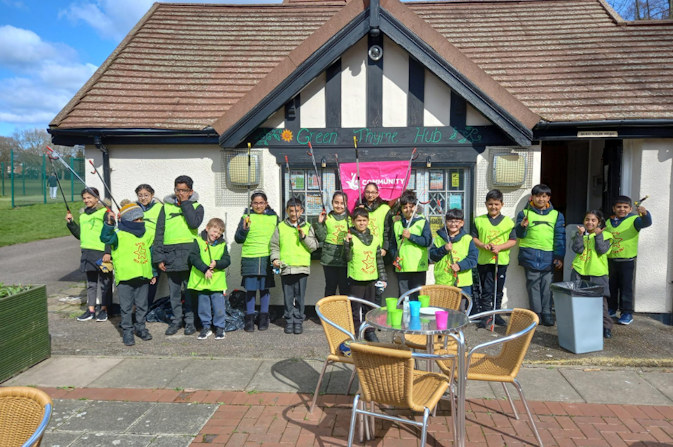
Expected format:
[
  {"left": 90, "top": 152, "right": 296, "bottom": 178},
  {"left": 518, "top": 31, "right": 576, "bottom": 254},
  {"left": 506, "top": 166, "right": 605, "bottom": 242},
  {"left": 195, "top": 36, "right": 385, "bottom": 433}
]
[{"left": 0, "top": 0, "right": 280, "bottom": 138}]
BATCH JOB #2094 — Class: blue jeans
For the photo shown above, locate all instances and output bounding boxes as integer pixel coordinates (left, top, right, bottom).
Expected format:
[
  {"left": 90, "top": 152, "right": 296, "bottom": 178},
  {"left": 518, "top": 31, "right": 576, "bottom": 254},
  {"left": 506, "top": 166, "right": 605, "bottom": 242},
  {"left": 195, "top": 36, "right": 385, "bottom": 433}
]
[{"left": 197, "top": 291, "right": 226, "bottom": 329}]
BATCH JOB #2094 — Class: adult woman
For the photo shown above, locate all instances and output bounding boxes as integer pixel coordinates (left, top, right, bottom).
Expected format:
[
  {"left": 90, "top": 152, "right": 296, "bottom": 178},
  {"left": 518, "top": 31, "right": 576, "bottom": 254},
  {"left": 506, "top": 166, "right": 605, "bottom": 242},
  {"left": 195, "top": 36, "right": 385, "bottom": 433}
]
[
  {"left": 135, "top": 184, "right": 162, "bottom": 307},
  {"left": 234, "top": 191, "right": 279, "bottom": 331}
]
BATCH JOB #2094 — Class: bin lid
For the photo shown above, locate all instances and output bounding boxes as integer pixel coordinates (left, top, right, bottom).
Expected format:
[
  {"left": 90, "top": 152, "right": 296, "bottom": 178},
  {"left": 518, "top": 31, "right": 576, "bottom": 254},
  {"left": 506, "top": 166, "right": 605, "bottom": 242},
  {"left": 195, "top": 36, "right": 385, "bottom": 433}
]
[{"left": 550, "top": 280, "right": 604, "bottom": 296}]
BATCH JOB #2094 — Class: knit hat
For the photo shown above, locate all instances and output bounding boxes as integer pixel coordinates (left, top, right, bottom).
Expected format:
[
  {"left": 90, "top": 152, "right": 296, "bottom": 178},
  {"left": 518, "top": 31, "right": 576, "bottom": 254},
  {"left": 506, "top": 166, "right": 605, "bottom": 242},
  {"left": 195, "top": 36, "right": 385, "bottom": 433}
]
[{"left": 119, "top": 202, "right": 144, "bottom": 222}]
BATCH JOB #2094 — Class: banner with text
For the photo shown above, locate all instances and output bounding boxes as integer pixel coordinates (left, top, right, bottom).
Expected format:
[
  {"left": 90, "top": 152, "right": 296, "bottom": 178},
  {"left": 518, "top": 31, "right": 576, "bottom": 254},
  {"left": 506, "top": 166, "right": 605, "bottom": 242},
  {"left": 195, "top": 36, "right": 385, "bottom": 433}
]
[{"left": 339, "top": 160, "right": 410, "bottom": 211}]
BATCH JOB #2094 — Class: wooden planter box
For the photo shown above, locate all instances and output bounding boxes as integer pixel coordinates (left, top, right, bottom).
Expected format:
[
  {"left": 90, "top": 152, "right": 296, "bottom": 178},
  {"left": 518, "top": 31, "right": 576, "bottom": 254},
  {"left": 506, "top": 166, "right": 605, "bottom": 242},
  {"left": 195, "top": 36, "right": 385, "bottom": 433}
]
[{"left": 0, "top": 285, "right": 51, "bottom": 382}]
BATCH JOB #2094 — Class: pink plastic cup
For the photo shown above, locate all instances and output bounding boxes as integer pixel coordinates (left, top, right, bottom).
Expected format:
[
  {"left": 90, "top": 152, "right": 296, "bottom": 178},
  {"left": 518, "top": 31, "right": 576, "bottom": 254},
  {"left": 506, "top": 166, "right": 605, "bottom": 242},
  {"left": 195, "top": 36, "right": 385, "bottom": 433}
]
[{"left": 435, "top": 310, "right": 449, "bottom": 330}]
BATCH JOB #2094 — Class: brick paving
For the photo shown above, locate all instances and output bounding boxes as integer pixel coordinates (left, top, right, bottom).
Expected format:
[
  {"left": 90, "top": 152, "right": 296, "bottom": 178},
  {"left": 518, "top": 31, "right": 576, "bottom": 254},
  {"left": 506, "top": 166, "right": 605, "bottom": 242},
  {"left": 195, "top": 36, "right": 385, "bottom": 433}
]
[{"left": 39, "top": 387, "right": 673, "bottom": 447}]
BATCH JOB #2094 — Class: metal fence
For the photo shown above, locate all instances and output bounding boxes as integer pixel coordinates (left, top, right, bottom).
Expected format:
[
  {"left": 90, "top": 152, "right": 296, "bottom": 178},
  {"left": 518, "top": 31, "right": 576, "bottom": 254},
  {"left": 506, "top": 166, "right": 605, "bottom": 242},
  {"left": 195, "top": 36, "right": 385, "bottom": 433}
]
[{"left": 0, "top": 149, "right": 85, "bottom": 207}]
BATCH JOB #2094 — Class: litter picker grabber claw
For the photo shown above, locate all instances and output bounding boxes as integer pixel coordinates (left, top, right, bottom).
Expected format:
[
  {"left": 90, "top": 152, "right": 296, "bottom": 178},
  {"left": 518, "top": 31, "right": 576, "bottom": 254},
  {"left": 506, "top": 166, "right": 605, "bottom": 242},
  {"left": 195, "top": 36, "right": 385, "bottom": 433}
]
[
  {"left": 634, "top": 195, "right": 648, "bottom": 206},
  {"left": 307, "top": 142, "right": 326, "bottom": 213},
  {"left": 89, "top": 160, "right": 120, "bottom": 211},
  {"left": 400, "top": 147, "right": 418, "bottom": 194}
]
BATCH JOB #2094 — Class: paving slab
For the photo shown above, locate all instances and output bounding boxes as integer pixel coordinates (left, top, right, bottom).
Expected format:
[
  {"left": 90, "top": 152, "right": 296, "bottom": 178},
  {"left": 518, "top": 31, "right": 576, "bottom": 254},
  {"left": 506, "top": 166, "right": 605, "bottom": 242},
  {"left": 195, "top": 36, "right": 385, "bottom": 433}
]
[
  {"left": 166, "top": 358, "right": 262, "bottom": 390},
  {"left": 146, "top": 435, "right": 194, "bottom": 447},
  {"left": 488, "top": 367, "right": 584, "bottom": 403},
  {"left": 4, "top": 357, "right": 123, "bottom": 388},
  {"left": 465, "top": 379, "right": 497, "bottom": 400},
  {"left": 40, "top": 431, "right": 82, "bottom": 447},
  {"left": 559, "top": 368, "right": 673, "bottom": 405},
  {"left": 49, "top": 399, "right": 89, "bottom": 430},
  {"left": 54, "top": 401, "right": 153, "bottom": 433},
  {"left": 127, "top": 402, "right": 217, "bottom": 435},
  {"left": 639, "top": 370, "right": 673, "bottom": 402},
  {"left": 68, "top": 433, "right": 153, "bottom": 447},
  {"left": 89, "top": 358, "right": 191, "bottom": 389},
  {"left": 245, "top": 358, "right": 323, "bottom": 393}
]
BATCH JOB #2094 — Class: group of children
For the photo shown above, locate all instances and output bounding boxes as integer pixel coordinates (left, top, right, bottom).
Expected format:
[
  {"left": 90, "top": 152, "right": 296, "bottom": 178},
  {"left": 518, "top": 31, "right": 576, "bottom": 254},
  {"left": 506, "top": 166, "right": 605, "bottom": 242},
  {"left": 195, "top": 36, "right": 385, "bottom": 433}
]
[{"left": 67, "top": 173, "right": 650, "bottom": 346}]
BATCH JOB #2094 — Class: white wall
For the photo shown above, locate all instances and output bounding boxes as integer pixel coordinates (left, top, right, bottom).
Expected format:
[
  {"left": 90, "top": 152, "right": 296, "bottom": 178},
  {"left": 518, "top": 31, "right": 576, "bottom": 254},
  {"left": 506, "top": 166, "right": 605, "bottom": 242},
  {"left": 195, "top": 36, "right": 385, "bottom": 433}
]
[
  {"left": 382, "top": 36, "right": 408, "bottom": 127},
  {"left": 341, "top": 37, "right": 367, "bottom": 128}
]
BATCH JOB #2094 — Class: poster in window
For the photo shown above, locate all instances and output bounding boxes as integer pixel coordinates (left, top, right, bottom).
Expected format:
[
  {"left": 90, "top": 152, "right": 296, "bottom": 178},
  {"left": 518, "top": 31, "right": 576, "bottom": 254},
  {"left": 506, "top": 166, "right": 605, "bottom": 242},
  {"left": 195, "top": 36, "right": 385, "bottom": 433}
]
[
  {"left": 429, "top": 216, "right": 444, "bottom": 238},
  {"left": 429, "top": 171, "right": 444, "bottom": 190},
  {"left": 449, "top": 194, "right": 463, "bottom": 209},
  {"left": 291, "top": 171, "right": 305, "bottom": 190},
  {"left": 451, "top": 172, "right": 460, "bottom": 189},
  {"left": 307, "top": 172, "right": 321, "bottom": 190},
  {"left": 407, "top": 170, "right": 416, "bottom": 190},
  {"left": 305, "top": 193, "right": 323, "bottom": 215}
]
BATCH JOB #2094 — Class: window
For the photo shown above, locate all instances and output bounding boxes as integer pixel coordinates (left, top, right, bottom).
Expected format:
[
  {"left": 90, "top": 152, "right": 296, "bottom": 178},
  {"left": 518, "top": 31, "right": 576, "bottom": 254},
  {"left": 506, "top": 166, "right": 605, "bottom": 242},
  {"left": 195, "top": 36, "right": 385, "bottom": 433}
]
[{"left": 283, "top": 167, "right": 337, "bottom": 225}]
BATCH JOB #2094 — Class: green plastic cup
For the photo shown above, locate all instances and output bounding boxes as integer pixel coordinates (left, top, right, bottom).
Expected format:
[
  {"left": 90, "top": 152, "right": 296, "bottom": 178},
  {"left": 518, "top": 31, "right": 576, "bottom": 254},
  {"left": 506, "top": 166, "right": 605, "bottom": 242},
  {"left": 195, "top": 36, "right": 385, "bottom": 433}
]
[
  {"left": 418, "top": 295, "right": 430, "bottom": 308},
  {"left": 389, "top": 308, "right": 403, "bottom": 327},
  {"left": 385, "top": 297, "right": 398, "bottom": 313}
]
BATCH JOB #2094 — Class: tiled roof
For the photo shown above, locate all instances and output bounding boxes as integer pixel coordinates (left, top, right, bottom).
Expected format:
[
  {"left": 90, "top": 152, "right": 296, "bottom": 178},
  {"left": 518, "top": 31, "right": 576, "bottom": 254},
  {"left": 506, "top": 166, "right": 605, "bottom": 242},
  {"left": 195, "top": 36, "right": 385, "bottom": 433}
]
[{"left": 50, "top": 0, "right": 673, "bottom": 132}]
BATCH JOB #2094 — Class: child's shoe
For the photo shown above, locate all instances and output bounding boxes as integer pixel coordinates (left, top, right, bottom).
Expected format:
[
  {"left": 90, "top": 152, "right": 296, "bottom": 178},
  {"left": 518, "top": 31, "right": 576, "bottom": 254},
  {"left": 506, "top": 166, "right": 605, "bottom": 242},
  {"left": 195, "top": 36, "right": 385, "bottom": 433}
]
[
  {"left": 135, "top": 329, "right": 152, "bottom": 341},
  {"left": 123, "top": 331, "right": 135, "bottom": 346},
  {"left": 293, "top": 323, "right": 303, "bottom": 334},
  {"left": 541, "top": 313, "right": 555, "bottom": 327},
  {"left": 96, "top": 309, "right": 108, "bottom": 322},
  {"left": 198, "top": 327, "right": 212, "bottom": 339},
  {"left": 165, "top": 323, "right": 181, "bottom": 336},
  {"left": 258, "top": 313, "right": 270, "bottom": 331},
  {"left": 76, "top": 309, "right": 95, "bottom": 321},
  {"left": 244, "top": 314, "right": 255, "bottom": 332},
  {"left": 494, "top": 315, "right": 507, "bottom": 326},
  {"left": 184, "top": 324, "right": 197, "bottom": 335},
  {"left": 618, "top": 313, "right": 633, "bottom": 325},
  {"left": 215, "top": 328, "right": 225, "bottom": 339},
  {"left": 603, "top": 328, "right": 612, "bottom": 339},
  {"left": 284, "top": 322, "right": 293, "bottom": 334},
  {"left": 608, "top": 308, "right": 617, "bottom": 318}
]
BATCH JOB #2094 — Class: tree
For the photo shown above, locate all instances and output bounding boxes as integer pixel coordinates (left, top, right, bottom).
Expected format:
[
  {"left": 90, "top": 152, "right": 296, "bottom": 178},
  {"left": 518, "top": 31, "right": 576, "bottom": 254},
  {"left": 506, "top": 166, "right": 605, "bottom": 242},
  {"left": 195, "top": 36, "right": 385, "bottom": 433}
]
[{"left": 607, "top": 0, "right": 671, "bottom": 20}]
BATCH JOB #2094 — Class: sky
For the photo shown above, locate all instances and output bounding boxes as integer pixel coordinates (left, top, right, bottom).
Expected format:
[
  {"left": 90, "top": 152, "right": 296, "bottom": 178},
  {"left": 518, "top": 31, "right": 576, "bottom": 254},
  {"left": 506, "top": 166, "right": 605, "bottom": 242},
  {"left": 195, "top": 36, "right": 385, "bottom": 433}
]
[{"left": 0, "top": 0, "right": 281, "bottom": 138}]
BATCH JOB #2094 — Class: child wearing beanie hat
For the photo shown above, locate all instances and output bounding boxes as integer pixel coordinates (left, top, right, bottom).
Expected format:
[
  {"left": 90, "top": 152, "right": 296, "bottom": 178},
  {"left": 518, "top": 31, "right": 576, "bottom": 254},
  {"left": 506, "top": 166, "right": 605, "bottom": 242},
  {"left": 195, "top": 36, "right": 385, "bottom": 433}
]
[{"left": 101, "top": 199, "right": 156, "bottom": 346}]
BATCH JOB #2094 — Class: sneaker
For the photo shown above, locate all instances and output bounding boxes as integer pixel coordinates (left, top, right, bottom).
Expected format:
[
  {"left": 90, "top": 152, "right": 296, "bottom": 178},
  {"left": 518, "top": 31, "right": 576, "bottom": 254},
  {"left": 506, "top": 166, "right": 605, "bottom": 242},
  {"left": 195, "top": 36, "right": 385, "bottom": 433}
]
[
  {"left": 284, "top": 323, "right": 293, "bottom": 334},
  {"left": 293, "top": 323, "right": 303, "bottom": 335},
  {"left": 165, "top": 323, "right": 180, "bottom": 336},
  {"left": 95, "top": 310, "right": 108, "bottom": 322},
  {"left": 135, "top": 329, "right": 152, "bottom": 341},
  {"left": 184, "top": 324, "right": 197, "bottom": 336},
  {"left": 198, "top": 328, "right": 212, "bottom": 340},
  {"left": 123, "top": 331, "right": 135, "bottom": 346},
  {"left": 618, "top": 312, "right": 633, "bottom": 325},
  {"left": 476, "top": 317, "right": 490, "bottom": 329},
  {"left": 76, "top": 309, "right": 95, "bottom": 321},
  {"left": 603, "top": 328, "right": 612, "bottom": 339},
  {"left": 215, "top": 328, "right": 225, "bottom": 339},
  {"left": 541, "top": 314, "right": 555, "bottom": 327},
  {"left": 608, "top": 308, "right": 617, "bottom": 318},
  {"left": 364, "top": 330, "right": 379, "bottom": 342},
  {"left": 494, "top": 315, "right": 507, "bottom": 327}
]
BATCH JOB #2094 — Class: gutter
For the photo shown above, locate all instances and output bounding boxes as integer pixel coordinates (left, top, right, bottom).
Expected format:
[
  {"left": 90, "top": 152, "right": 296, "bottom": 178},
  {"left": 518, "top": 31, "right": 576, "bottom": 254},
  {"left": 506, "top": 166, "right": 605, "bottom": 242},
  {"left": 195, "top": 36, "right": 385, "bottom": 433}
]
[{"left": 534, "top": 119, "right": 673, "bottom": 140}]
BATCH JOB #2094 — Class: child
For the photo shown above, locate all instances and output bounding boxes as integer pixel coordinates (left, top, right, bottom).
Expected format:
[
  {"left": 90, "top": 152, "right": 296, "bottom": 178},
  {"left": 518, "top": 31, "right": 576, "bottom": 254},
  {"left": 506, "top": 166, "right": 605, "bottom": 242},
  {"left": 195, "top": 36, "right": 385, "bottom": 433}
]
[
  {"left": 315, "top": 191, "right": 350, "bottom": 297},
  {"left": 571, "top": 210, "right": 613, "bottom": 338},
  {"left": 100, "top": 201, "right": 155, "bottom": 346},
  {"left": 154, "top": 175, "right": 204, "bottom": 336},
  {"left": 344, "top": 207, "right": 387, "bottom": 342},
  {"left": 188, "top": 218, "right": 231, "bottom": 340},
  {"left": 234, "top": 191, "right": 278, "bottom": 332},
  {"left": 605, "top": 196, "right": 652, "bottom": 325},
  {"left": 430, "top": 208, "right": 478, "bottom": 297},
  {"left": 360, "top": 182, "right": 393, "bottom": 305},
  {"left": 270, "top": 198, "right": 319, "bottom": 335},
  {"left": 472, "top": 189, "right": 517, "bottom": 327},
  {"left": 515, "top": 184, "right": 565, "bottom": 327},
  {"left": 390, "top": 189, "right": 432, "bottom": 299},
  {"left": 66, "top": 187, "right": 112, "bottom": 322},
  {"left": 135, "top": 183, "right": 162, "bottom": 309}
]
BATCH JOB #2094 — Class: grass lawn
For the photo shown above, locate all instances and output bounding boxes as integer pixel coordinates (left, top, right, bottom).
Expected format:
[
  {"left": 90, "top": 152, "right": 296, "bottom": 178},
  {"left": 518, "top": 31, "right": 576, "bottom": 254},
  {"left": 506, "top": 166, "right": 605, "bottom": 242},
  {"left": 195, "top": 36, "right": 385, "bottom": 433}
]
[{"left": 0, "top": 198, "right": 82, "bottom": 247}]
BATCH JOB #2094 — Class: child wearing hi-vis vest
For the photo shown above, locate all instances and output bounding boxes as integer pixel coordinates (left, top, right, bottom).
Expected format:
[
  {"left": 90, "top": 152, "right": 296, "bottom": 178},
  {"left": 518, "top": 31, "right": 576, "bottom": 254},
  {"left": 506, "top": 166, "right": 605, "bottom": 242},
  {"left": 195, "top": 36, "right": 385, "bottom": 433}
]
[
  {"left": 344, "top": 207, "right": 387, "bottom": 342},
  {"left": 270, "top": 198, "right": 319, "bottom": 335},
  {"left": 571, "top": 210, "right": 614, "bottom": 339},
  {"left": 188, "top": 218, "right": 231, "bottom": 340},
  {"left": 100, "top": 201, "right": 155, "bottom": 346},
  {"left": 315, "top": 191, "right": 350, "bottom": 297},
  {"left": 430, "top": 208, "right": 478, "bottom": 298}
]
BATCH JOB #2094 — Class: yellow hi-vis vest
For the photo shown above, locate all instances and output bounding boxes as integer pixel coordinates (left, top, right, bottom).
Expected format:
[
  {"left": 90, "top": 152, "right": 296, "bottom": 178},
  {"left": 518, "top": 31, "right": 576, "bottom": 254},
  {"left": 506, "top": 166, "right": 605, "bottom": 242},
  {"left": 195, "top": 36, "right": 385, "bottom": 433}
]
[
  {"left": 474, "top": 214, "right": 515, "bottom": 265},
  {"left": 142, "top": 203, "right": 162, "bottom": 244},
  {"left": 162, "top": 202, "right": 199, "bottom": 245},
  {"left": 605, "top": 215, "right": 640, "bottom": 259},
  {"left": 367, "top": 203, "right": 390, "bottom": 249},
  {"left": 241, "top": 213, "right": 277, "bottom": 258},
  {"left": 433, "top": 234, "right": 473, "bottom": 287},
  {"left": 519, "top": 209, "right": 558, "bottom": 251},
  {"left": 572, "top": 232, "right": 612, "bottom": 277},
  {"left": 393, "top": 217, "right": 429, "bottom": 272},
  {"left": 348, "top": 235, "right": 379, "bottom": 281},
  {"left": 111, "top": 230, "right": 153, "bottom": 285},
  {"left": 278, "top": 221, "right": 312, "bottom": 267},
  {"left": 324, "top": 214, "right": 349, "bottom": 245},
  {"left": 188, "top": 238, "right": 228, "bottom": 291},
  {"left": 80, "top": 207, "right": 107, "bottom": 251}
]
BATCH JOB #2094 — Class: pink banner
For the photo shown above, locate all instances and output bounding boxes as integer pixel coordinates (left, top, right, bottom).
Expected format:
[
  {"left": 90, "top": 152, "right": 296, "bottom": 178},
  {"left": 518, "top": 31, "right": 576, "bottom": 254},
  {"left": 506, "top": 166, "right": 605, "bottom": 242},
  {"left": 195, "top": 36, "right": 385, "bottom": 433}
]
[{"left": 339, "top": 161, "right": 410, "bottom": 211}]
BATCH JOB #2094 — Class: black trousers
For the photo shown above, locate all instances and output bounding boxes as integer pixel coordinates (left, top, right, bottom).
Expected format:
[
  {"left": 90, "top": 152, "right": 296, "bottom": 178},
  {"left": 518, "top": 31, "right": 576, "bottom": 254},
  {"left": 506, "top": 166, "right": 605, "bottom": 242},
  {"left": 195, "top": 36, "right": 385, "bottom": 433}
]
[
  {"left": 396, "top": 271, "right": 426, "bottom": 300},
  {"left": 477, "top": 264, "right": 508, "bottom": 314},
  {"left": 167, "top": 270, "right": 193, "bottom": 326},
  {"left": 349, "top": 279, "right": 376, "bottom": 334},
  {"left": 118, "top": 279, "right": 149, "bottom": 332},
  {"left": 323, "top": 265, "right": 349, "bottom": 297},
  {"left": 608, "top": 259, "right": 635, "bottom": 313}
]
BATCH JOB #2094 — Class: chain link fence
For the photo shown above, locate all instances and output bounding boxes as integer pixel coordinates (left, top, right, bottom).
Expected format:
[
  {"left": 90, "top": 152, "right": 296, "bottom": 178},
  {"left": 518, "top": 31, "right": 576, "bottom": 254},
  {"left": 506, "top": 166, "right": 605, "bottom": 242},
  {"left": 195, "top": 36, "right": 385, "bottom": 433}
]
[{"left": 0, "top": 149, "right": 85, "bottom": 207}]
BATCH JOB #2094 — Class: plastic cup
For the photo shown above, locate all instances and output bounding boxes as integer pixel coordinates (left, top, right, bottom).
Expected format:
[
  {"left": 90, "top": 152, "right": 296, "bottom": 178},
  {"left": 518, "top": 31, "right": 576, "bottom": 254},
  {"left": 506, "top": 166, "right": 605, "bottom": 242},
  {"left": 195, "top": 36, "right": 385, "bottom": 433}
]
[
  {"left": 435, "top": 310, "right": 449, "bottom": 330},
  {"left": 418, "top": 295, "right": 430, "bottom": 308},
  {"left": 385, "top": 297, "right": 398, "bottom": 313},
  {"left": 409, "top": 300, "right": 421, "bottom": 317},
  {"left": 409, "top": 315, "right": 422, "bottom": 331},
  {"left": 389, "top": 309, "right": 403, "bottom": 327}
]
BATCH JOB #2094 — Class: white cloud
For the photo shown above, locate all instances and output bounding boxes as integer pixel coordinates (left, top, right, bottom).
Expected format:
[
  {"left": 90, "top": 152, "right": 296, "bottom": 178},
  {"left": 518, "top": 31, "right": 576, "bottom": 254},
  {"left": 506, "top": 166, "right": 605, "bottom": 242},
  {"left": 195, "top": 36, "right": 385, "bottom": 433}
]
[{"left": 0, "top": 25, "right": 77, "bottom": 71}]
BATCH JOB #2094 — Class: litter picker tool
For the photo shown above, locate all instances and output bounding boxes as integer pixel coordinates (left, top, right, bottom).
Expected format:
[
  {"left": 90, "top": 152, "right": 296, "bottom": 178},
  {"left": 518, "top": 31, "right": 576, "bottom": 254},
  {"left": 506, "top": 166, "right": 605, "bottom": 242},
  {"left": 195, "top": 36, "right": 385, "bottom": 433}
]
[
  {"left": 392, "top": 197, "right": 422, "bottom": 271},
  {"left": 436, "top": 203, "right": 458, "bottom": 286},
  {"left": 247, "top": 142, "right": 252, "bottom": 222},
  {"left": 353, "top": 136, "right": 363, "bottom": 205},
  {"left": 284, "top": 155, "right": 300, "bottom": 233},
  {"left": 399, "top": 147, "right": 418, "bottom": 195},
  {"left": 334, "top": 153, "right": 342, "bottom": 190},
  {"left": 307, "top": 142, "right": 326, "bottom": 213},
  {"left": 48, "top": 157, "right": 70, "bottom": 213},
  {"left": 88, "top": 159, "right": 121, "bottom": 211},
  {"left": 490, "top": 254, "right": 499, "bottom": 332}
]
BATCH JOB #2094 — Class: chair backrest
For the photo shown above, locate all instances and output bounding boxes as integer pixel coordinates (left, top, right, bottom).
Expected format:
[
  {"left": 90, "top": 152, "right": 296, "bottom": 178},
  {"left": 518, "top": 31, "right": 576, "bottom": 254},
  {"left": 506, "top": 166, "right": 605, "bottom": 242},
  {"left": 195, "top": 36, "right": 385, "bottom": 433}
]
[
  {"left": 0, "top": 386, "right": 52, "bottom": 447},
  {"left": 315, "top": 295, "right": 356, "bottom": 356},
  {"left": 421, "top": 285, "right": 464, "bottom": 310},
  {"left": 492, "top": 308, "right": 539, "bottom": 378},
  {"left": 349, "top": 342, "right": 416, "bottom": 409}
]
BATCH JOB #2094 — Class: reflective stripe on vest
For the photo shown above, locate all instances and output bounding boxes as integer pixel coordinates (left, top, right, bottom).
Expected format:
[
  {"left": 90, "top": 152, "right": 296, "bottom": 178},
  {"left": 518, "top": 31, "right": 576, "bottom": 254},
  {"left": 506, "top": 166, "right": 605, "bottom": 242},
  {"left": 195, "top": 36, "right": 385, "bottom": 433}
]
[
  {"left": 142, "top": 203, "right": 163, "bottom": 244},
  {"left": 324, "top": 214, "right": 349, "bottom": 246},
  {"left": 605, "top": 215, "right": 639, "bottom": 259},
  {"left": 474, "top": 215, "right": 514, "bottom": 265},
  {"left": 241, "top": 213, "right": 277, "bottom": 258},
  {"left": 111, "top": 230, "right": 153, "bottom": 284},
  {"left": 348, "top": 235, "right": 379, "bottom": 281},
  {"left": 433, "top": 234, "right": 472, "bottom": 287},
  {"left": 393, "top": 217, "right": 429, "bottom": 272},
  {"left": 572, "top": 232, "right": 612, "bottom": 277},
  {"left": 368, "top": 204, "right": 390, "bottom": 249},
  {"left": 188, "top": 238, "right": 227, "bottom": 291},
  {"left": 79, "top": 207, "right": 107, "bottom": 251},
  {"left": 163, "top": 202, "right": 199, "bottom": 245},
  {"left": 518, "top": 209, "right": 558, "bottom": 251},
  {"left": 279, "top": 221, "right": 311, "bottom": 267}
]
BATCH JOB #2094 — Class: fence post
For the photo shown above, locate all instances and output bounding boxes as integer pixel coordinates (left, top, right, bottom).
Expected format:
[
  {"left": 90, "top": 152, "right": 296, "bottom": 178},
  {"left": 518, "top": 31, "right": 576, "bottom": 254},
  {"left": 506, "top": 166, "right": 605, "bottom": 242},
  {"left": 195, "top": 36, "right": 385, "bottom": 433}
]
[
  {"left": 42, "top": 154, "right": 47, "bottom": 204},
  {"left": 10, "top": 149, "right": 15, "bottom": 208}
]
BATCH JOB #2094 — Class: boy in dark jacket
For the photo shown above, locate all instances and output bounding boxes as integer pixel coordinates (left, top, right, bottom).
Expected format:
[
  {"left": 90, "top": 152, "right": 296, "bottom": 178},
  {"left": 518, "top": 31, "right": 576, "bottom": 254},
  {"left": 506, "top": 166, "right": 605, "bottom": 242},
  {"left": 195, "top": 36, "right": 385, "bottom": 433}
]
[
  {"left": 515, "top": 184, "right": 565, "bottom": 326},
  {"left": 154, "top": 175, "right": 204, "bottom": 336}
]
